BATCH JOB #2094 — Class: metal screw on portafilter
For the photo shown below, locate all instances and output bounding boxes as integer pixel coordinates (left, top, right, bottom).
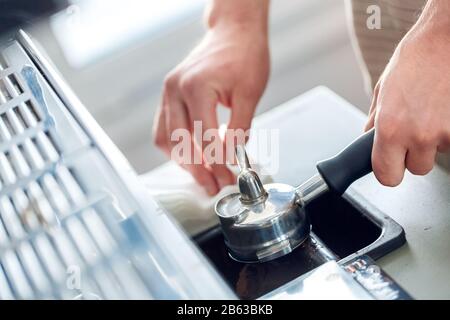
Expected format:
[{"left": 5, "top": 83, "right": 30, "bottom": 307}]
[{"left": 235, "top": 145, "right": 267, "bottom": 205}]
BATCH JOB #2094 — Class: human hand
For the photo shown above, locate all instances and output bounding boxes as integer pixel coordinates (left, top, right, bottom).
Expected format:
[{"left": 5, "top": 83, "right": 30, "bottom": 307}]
[
  {"left": 153, "top": 15, "right": 269, "bottom": 195},
  {"left": 365, "top": 0, "right": 450, "bottom": 186}
]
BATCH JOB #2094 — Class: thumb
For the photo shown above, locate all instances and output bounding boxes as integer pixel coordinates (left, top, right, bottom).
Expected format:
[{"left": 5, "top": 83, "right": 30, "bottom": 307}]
[
  {"left": 224, "top": 94, "right": 257, "bottom": 164},
  {"left": 365, "top": 82, "right": 381, "bottom": 132}
]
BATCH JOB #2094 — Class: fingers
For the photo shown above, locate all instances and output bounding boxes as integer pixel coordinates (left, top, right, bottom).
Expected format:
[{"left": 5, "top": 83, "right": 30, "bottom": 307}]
[
  {"left": 437, "top": 132, "right": 450, "bottom": 153},
  {"left": 181, "top": 159, "right": 219, "bottom": 196},
  {"left": 373, "top": 115, "right": 437, "bottom": 186},
  {"left": 365, "top": 81, "right": 380, "bottom": 131},
  {"left": 224, "top": 93, "right": 257, "bottom": 164},
  {"left": 367, "top": 80, "right": 435, "bottom": 187},
  {"left": 181, "top": 78, "right": 235, "bottom": 189},
  {"left": 153, "top": 103, "right": 170, "bottom": 156},
  {"left": 365, "top": 112, "right": 375, "bottom": 132},
  {"left": 405, "top": 146, "right": 436, "bottom": 175},
  {"left": 228, "top": 99, "right": 255, "bottom": 132},
  {"left": 164, "top": 78, "right": 220, "bottom": 195},
  {"left": 437, "top": 144, "right": 450, "bottom": 153},
  {"left": 372, "top": 124, "right": 407, "bottom": 187}
]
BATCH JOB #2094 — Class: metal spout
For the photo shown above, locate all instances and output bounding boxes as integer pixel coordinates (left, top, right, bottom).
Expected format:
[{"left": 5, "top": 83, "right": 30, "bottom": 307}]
[{"left": 235, "top": 145, "right": 267, "bottom": 204}]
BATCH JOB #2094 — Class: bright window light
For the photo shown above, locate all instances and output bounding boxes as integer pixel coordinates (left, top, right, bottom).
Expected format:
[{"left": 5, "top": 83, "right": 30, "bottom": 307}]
[{"left": 50, "top": 0, "right": 206, "bottom": 68}]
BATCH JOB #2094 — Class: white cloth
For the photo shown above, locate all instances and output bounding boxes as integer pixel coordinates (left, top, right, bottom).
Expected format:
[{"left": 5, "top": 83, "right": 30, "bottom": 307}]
[{"left": 140, "top": 161, "right": 273, "bottom": 236}]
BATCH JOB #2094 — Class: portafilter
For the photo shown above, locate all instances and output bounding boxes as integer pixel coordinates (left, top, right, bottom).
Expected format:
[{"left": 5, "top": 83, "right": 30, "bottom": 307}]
[{"left": 215, "top": 128, "right": 375, "bottom": 263}]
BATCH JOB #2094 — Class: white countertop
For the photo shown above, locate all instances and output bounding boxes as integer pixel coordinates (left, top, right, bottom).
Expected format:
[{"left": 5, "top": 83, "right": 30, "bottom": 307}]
[{"left": 247, "top": 87, "right": 450, "bottom": 299}]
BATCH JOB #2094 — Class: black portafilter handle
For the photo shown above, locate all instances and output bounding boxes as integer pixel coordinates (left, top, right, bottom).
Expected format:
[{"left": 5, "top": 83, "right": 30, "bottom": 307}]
[{"left": 316, "top": 128, "right": 375, "bottom": 196}]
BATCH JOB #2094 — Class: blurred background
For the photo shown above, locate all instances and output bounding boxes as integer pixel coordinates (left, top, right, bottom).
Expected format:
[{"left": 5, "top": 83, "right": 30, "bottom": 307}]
[{"left": 9, "top": 0, "right": 370, "bottom": 174}]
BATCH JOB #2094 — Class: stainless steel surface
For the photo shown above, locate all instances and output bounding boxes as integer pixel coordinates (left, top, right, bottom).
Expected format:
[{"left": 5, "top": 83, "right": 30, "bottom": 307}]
[
  {"left": 214, "top": 145, "right": 348, "bottom": 264},
  {"left": 0, "top": 30, "right": 234, "bottom": 299},
  {"left": 235, "top": 145, "right": 267, "bottom": 204},
  {"left": 261, "top": 255, "right": 412, "bottom": 300},
  {"left": 295, "top": 173, "right": 329, "bottom": 207},
  {"left": 215, "top": 146, "right": 310, "bottom": 263},
  {"left": 215, "top": 145, "right": 330, "bottom": 264},
  {"left": 261, "top": 260, "right": 374, "bottom": 300}
]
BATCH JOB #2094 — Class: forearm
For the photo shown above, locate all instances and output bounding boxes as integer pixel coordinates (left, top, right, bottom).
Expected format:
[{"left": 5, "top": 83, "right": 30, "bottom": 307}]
[{"left": 205, "top": 0, "right": 270, "bottom": 33}]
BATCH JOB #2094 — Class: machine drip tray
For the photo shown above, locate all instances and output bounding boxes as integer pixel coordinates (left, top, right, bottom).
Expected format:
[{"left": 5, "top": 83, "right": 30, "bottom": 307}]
[{"left": 193, "top": 191, "right": 406, "bottom": 299}]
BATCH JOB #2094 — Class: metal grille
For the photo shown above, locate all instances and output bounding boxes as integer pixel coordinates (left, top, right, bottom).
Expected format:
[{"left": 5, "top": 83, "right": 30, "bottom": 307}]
[
  {"left": 0, "top": 41, "right": 158, "bottom": 299},
  {"left": 0, "top": 31, "right": 234, "bottom": 300}
]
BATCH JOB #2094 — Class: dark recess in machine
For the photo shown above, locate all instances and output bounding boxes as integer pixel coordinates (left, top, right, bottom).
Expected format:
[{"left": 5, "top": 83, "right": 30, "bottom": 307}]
[
  {"left": 194, "top": 191, "right": 382, "bottom": 299},
  {"left": 308, "top": 191, "right": 381, "bottom": 258}
]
